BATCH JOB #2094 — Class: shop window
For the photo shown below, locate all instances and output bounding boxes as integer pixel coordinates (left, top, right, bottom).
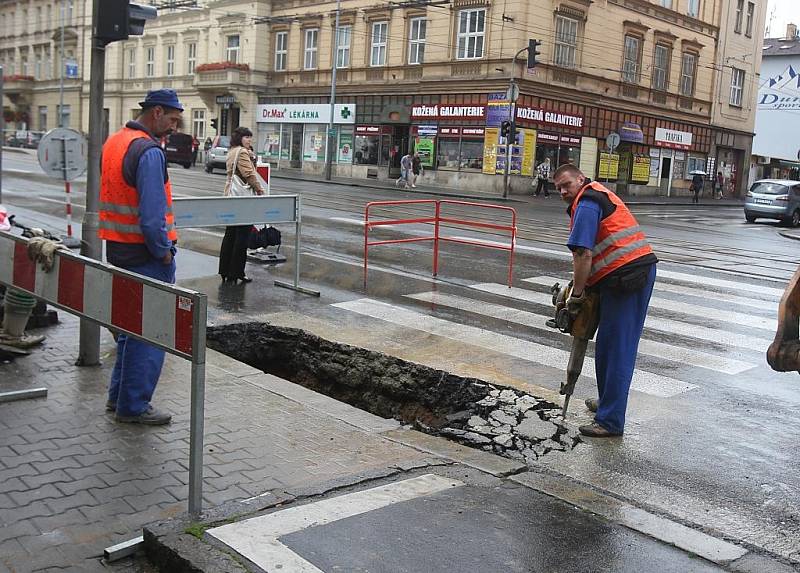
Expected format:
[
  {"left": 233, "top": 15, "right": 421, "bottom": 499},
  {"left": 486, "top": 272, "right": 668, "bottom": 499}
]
[
  {"left": 226, "top": 35, "right": 240, "bottom": 64},
  {"left": 460, "top": 138, "right": 484, "bottom": 170},
  {"left": 187, "top": 42, "right": 196, "bottom": 74},
  {"left": 687, "top": 0, "right": 700, "bottom": 17},
  {"left": 745, "top": 2, "right": 754, "bottom": 37},
  {"left": 303, "top": 124, "right": 327, "bottom": 162},
  {"left": 257, "top": 124, "right": 282, "bottom": 161},
  {"left": 456, "top": 9, "right": 485, "bottom": 60},
  {"left": 437, "top": 137, "right": 461, "bottom": 170},
  {"left": 679, "top": 52, "right": 697, "bottom": 97},
  {"left": 734, "top": 0, "right": 743, "bottom": 33},
  {"left": 355, "top": 135, "right": 380, "bottom": 165},
  {"left": 408, "top": 17, "right": 426, "bottom": 65},
  {"left": 370, "top": 22, "right": 388, "bottom": 66},
  {"left": 304, "top": 28, "right": 319, "bottom": 70},
  {"left": 652, "top": 44, "right": 670, "bottom": 91},
  {"left": 730, "top": 68, "right": 744, "bottom": 107},
  {"left": 622, "top": 35, "right": 641, "bottom": 84},
  {"left": 554, "top": 15, "right": 578, "bottom": 68},
  {"left": 275, "top": 32, "right": 287, "bottom": 71},
  {"left": 685, "top": 156, "right": 706, "bottom": 179},
  {"left": 336, "top": 25, "right": 351, "bottom": 69}
]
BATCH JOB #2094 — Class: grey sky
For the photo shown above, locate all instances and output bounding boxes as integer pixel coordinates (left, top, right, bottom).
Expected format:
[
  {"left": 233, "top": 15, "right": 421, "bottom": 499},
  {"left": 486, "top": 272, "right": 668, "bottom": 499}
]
[{"left": 766, "top": 0, "right": 797, "bottom": 37}]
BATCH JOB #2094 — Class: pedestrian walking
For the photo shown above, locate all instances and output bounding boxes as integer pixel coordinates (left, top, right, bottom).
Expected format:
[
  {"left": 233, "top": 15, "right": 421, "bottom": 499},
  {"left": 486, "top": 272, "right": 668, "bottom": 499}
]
[
  {"left": 191, "top": 136, "right": 199, "bottom": 166},
  {"left": 411, "top": 152, "right": 422, "bottom": 188},
  {"left": 691, "top": 172, "right": 704, "bottom": 204},
  {"left": 533, "top": 157, "right": 551, "bottom": 197},
  {"left": 553, "top": 164, "right": 658, "bottom": 437},
  {"left": 715, "top": 171, "right": 724, "bottom": 199},
  {"left": 99, "top": 88, "right": 184, "bottom": 425},
  {"left": 218, "top": 126, "right": 266, "bottom": 284},
  {"left": 396, "top": 152, "right": 413, "bottom": 189}
]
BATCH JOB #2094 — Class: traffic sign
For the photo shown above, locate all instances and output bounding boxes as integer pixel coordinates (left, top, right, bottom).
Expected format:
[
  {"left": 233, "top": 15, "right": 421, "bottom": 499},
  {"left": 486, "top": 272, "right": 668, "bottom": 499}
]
[
  {"left": 606, "top": 132, "right": 621, "bottom": 152},
  {"left": 506, "top": 82, "right": 520, "bottom": 103},
  {"left": 37, "top": 128, "right": 88, "bottom": 182}
]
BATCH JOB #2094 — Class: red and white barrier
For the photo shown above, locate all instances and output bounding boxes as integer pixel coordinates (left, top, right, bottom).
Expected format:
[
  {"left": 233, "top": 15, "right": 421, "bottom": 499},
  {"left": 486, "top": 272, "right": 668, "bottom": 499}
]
[
  {"left": 0, "top": 233, "right": 200, "bottom": 358},
  {"left": 256, "top": 160, "right": 271, "bottom": 195}
]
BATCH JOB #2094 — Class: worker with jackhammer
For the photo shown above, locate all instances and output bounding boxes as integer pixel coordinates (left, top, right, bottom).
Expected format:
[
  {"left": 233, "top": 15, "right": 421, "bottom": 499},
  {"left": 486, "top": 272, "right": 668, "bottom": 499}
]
[{"left": 553, "top": 164, "right": 658, "bottom": 437}]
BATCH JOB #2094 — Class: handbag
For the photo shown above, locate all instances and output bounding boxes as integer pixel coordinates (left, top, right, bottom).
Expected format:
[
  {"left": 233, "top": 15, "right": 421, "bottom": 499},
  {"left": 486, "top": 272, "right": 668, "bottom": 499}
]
[
  {"left": 227, "top": 147, "right": 253, "bottom": 197},
  {"left": 248, "top": 225, "right": 282, "bottom": 250}
]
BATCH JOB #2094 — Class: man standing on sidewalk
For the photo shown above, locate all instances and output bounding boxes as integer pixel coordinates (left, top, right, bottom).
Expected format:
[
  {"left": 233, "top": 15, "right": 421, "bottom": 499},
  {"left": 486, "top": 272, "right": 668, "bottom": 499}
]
[
  {"left": 99, "top": 89, "right": 184, "bottom": 425},
  {"left": 397, "top": 152, "right": 413, "bottom": 188},
  {"left": 553, "top": 164, "right": 658, "bottom": 437}
]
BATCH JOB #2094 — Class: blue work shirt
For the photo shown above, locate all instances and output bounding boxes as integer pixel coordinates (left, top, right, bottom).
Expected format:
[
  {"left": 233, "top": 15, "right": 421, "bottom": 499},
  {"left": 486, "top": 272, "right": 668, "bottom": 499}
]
[
  {"left": 135, "top": 146, "right": 173, "bottom": 261},
  {"left": 567, "top": 198, "right": 602, "bottom": 252}
]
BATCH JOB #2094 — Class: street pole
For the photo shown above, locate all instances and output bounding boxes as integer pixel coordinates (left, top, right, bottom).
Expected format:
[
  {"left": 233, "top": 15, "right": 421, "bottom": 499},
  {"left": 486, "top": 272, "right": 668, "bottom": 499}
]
[
  {"left": 59, "top": 0, "right": 65, "bottom": 129},
  {"left": 502, "top": 47, "right": 528, "bottom": 199},
  {"left": 77, "top": 0, "right": 104, "bottom": 366},
  {"left": 323, "top": 0, "right": 341, "bottom": 181},
  {"left": 0, "top": 66, "right": 4, "bottom": 204}
]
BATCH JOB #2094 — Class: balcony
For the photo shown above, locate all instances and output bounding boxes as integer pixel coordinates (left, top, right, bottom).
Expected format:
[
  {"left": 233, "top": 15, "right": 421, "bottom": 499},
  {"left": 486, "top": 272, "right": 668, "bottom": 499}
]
[
  {"left": 193, "top": 62, "right": 252, "bottom": 91},
  {"left": 3, "top": 75, "right": 35, "bottom": 97}
]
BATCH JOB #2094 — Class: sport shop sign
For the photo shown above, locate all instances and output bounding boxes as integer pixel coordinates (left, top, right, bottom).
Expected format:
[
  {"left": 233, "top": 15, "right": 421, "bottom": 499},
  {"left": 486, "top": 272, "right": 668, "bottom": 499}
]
[
  {"left": 411, "top": 103, "right": 486, "bottom": 120},
  {"left": 257, "top": 103, "right": 356, "bottom": 124},
  {"left": 655, "top": 127, "right": 693, "bottom": 150},
  {"left": 515, "top": 105, "right": 584, "bottom": 129}
]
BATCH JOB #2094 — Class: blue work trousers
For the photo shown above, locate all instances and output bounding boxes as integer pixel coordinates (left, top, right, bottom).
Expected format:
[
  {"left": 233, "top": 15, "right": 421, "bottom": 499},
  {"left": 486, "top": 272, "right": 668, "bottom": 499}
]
[
  {"left": 594, "top": 264, "right": 656, "bottom": 434},
  {"left": 108, "top": 256, "right": 176, "bottom": 417}
]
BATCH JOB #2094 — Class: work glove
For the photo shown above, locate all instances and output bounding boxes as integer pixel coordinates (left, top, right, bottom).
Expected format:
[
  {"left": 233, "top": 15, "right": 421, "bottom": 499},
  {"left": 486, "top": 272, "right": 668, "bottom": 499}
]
[
  {"left": 27, "top": 237, "right": 67, "bottom": 273},
  {"left": 566, "top": 290, "right": 585, "bottom": 317}
]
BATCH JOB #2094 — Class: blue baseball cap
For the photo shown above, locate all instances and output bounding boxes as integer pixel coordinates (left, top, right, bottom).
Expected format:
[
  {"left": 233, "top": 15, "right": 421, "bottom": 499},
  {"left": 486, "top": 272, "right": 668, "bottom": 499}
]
[{"left": 139, "top": 88, "right": 184, "bottom": 112}]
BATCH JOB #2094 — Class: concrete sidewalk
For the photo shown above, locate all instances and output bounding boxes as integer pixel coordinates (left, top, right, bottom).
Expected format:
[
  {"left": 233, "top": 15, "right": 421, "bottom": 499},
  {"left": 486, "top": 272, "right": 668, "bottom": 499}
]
[{"left": 0, "top": 313, "right": 793, "bottom": 572}]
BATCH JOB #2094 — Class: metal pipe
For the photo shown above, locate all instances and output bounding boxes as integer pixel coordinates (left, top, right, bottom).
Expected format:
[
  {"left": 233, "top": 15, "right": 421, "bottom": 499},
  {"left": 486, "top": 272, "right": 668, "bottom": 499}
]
[
  {"left": 187, "top": 295, "right": 207, "bottom": 518},
  {"left": 0, "top": 65, "right": 4, "bottom": 203},
  {"left": 323, "top": 0, "right": 341, "bottom": 181}
]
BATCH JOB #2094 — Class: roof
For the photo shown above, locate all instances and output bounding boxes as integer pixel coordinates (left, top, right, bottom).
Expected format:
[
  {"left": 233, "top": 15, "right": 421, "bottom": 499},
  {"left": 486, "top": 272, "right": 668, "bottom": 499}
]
[{"left": 763, "top": 38, "right": 800, "bottom": 56}]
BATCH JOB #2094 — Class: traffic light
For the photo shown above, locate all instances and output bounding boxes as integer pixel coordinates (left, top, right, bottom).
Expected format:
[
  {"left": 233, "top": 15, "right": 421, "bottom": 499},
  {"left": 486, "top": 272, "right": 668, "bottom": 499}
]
[
  {"left": 527, "top": 39, "right": 542, "bottom": 69},
  {"left": 500, "top": 120, "right": 512, "bottom": 139},
  {"left": 95, "top": 0, "right": 157, "bottom": 45},
  {"left": 210, "top": 118, "right": 219, "bottom": 132}
]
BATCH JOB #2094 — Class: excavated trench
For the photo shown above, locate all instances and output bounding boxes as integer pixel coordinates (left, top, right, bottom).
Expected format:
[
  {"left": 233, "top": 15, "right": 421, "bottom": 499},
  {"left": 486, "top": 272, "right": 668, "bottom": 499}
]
[{"left": 207, "top": 323, "right": 581, "bottom": 463}]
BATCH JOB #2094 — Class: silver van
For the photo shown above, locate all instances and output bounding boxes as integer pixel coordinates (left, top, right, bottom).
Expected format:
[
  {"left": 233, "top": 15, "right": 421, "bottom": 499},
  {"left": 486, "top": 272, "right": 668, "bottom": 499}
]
[
  {"left": 744, "top": 179, "right": 800, "bottom": 226},
  {"left": 204, "top": 135, "right": 231, "bottom": 174}
]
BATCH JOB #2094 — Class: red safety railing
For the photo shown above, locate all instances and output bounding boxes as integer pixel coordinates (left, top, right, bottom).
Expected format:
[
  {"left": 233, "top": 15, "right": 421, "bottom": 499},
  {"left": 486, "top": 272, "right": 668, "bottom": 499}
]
[{"left": 364, "top": 199, "right": 517, "bottom": 287}]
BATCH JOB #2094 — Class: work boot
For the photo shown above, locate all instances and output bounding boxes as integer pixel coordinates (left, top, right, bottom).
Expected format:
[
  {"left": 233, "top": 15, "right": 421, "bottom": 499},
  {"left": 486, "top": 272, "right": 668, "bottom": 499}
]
[
  {"left": 116, "top": 405, "right": 172, "bottom": 425},
  {"left": 585, "top": 398, "right": 598, "bottom": 413},
  {"left": 105, "top": 400, "right": 116, "bottom": 412},
  {"left": 579, "top": 422, "right": 622, "bottom": 438}
]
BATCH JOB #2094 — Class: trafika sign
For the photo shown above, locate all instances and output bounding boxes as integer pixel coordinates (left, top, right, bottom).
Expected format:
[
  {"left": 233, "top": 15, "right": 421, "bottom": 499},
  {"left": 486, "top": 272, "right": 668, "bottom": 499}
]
[{"left": 655, "top": 127, "right": 693, "bottom": 150}]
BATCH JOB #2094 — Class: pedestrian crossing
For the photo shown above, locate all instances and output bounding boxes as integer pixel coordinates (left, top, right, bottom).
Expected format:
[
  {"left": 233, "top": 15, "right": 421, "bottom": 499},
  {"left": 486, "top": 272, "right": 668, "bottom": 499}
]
[{"left": 328, "top": 265, "right": 785, "bottom": 402}]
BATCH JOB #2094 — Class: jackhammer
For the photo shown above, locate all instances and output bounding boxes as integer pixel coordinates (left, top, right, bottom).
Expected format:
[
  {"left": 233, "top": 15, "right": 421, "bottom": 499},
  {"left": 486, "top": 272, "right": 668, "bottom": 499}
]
[{"left": 549, "top": 281, "right": 601, "bottom": 417}]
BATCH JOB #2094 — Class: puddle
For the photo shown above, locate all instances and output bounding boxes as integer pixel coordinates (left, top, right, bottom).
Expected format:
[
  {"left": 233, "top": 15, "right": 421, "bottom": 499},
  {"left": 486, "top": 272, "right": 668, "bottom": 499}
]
[{"left": 208, "top": 322, "right": 581, "bottom": 463}]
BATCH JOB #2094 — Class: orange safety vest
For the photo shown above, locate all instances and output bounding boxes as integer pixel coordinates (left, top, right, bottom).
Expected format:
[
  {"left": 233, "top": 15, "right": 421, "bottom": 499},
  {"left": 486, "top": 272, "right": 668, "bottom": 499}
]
[
  {"left": 99, "top": 126, "right": 177, "bottom": 244},
  {"left": 569, "top": 181, "right": 654, "bottom": 286}
]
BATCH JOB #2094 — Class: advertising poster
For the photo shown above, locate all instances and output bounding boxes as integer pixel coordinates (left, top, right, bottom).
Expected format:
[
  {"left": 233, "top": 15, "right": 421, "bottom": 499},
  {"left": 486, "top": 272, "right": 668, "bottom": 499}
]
[
  {"left": 338, "top": 132, "right": 353, "bottom": 163},
  {"left": 520, "top": 128, "right": 536, "bottom": 177},
  {"left": 416, "top": 137, "right": 435, "bottom": 168},
  {"left": 632, "top": 155, "right": 650, "bottom": 182},
  {"left": 482, "top": 128, "right": 499, "bottom": 174},
  {"left": 495, "top": 146, "right": 523, "bottom": 175},
  {"left": 598, "top": 152, "right": 619, "bottom": 180}
]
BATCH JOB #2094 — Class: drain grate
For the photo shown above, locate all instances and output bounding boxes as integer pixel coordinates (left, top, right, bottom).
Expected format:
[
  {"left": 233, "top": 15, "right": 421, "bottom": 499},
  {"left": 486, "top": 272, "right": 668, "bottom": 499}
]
[{"left": 208, "top": 323, "right": 580, "bottom": 462}]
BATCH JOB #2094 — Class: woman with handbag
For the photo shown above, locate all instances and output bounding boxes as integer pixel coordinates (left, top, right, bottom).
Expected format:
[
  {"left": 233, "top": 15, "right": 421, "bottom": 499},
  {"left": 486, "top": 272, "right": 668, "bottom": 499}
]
[{"left": 218, "top": 126, "right": 265, "bottom": 284}]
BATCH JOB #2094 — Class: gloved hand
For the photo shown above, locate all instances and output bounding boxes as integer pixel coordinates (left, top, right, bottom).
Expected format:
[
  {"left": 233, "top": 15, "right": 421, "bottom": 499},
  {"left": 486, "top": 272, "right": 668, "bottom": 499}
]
[
  {"left": 27, "top": 237, "right": 67, "bottom": 273},
  {"left": 566, "top": 290, "right": 585, "bottom": 316}
]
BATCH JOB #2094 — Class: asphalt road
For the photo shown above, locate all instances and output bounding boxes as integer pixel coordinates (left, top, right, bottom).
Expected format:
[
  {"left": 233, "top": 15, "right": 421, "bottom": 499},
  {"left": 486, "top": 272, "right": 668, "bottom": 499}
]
[{"left": 3, "top": 151, "right": 800, "bottom": 566}]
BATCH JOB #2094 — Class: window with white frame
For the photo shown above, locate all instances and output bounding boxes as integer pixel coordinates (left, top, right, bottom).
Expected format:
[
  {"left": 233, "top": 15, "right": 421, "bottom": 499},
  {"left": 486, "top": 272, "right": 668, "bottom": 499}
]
[
  {"left": 21, "top": 56, "right": 28, "bottom": 76},
  {"left": 66, "top": 0, "right": 72, "bottom": 23},
  {"left": 554, "top": 15, "right": 578, "bottom": 68},
  {"left": 192, "top": 109, "right": 206, "bottom": 139},
  {"left": 408, "top": 17, "right": 426, "bottom": 65},
  {"left": 652, "top": 44, "right": 670, "bottom": 90},
  {"left": 687, "top": 0, "right": 700, "bottom": 17},
  {"left": 34, "top": 52, "right": 41, "bottom": 78},
  {"left": 745, "top": 2, "right": 754, "bottom": 37},
  {"left": 46, "top": 4, "right": 52, "bottom": 29},
  {"left": 58, "top": 104, "right": 71, "bottom": 128},
  {"left": 187, "top": 42, "right": 196, "bottom": 74},
  {"left": 304, "top": 28, "right": 318, "bottom": 69},
  {"left": 456, "top": 9, "right": 485, "bottom": 60},
  {"left": 127, "top": 48, "right": 136, "bottom": 78},
  {"left": 145, "top": 46, "right": 154, "bottom": 77},
  {"left": 622, "top": 35, "right": 641, "bottom": 83},
  {"left": 226, "top": 35, "right": 240, "bottom": 63},
  {"left": 734, "top": 0, "right": 743, "bottom": 33},
  {"left": 44, "top": 48, "right": 51, "bottom": 79},
  {"left": 165, "top": 45, "right": 175, "bottom": 76},
  {"left": 36, "top": 6, "right": 42, "bottom": 30},
  {"left": 274, "top": 31, "right": 287, "bottom": 71},
  {"left": 336, "top": 25, "right": 351, "bottom": 68},
  {"left": 679, "top": 52, "right": 697, "bottom": 96},
  {"left": 730, "top": 67, "right": 744, "bottom": 106},
  {"left": 38, "top": 106, "right": 47, "bottom": 131},
  {"left": 370, "top": 21, "right": 388, "bottom": 66},
  {"left": 659, "top": 0, "right": 673, "bottom": 7}
]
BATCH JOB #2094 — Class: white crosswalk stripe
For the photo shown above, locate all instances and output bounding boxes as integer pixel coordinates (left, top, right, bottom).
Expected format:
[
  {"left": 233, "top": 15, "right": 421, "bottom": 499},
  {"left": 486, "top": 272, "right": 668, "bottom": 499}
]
[
  {"left": 333, "top": 299, "right": 698, "bottom": 398},
  {"left": 656, "top": 270, "right": 786, "bottom": 297},
  {"left": 405, "top": 291, "right": 757, "bottom": 375},
  {"left": 469, "top": 282, "right": 772, "bottom": 353},
  {"left": 520, "top": 276, "right": 777, "bottom": 330}
]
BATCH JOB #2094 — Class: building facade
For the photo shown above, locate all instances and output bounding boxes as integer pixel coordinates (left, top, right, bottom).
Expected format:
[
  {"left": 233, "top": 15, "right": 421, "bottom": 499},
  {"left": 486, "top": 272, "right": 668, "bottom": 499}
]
[
  {"left": 0, "top": 0, "right": 767, "bottom": 197},
  {"left": 752, "top": 24, "right": 800, "bottom": 184}
]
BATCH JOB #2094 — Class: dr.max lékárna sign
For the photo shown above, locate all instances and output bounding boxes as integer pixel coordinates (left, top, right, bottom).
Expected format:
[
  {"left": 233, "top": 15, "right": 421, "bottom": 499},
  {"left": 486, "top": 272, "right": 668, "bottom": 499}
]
[{"left": 257, "top": 104, "right": 356, "bottom": 124}]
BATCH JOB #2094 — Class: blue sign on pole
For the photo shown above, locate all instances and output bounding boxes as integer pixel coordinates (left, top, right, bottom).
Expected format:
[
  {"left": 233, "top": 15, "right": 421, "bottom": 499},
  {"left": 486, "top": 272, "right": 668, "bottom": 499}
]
[{"left": 65, "top": 61, "right": 78, "bottom": 79}]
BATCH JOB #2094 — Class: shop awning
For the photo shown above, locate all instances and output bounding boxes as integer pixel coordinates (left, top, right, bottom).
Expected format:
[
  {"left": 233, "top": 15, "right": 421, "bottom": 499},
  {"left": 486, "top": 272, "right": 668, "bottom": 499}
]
[{"left": 619, "top": 122, "right": 644, "bottom": 143}]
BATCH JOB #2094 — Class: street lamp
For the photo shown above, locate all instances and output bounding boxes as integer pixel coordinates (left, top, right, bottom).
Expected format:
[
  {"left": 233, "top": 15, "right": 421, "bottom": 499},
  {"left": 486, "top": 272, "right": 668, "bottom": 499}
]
[{"left": 324, "top": 0, "right": 341, "bottom": 181}]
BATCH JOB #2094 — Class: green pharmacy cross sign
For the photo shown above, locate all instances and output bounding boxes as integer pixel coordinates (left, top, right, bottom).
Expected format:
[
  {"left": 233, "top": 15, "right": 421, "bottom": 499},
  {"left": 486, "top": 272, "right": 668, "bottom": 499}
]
[{"left": 340, "top": 106, "right": 352, "bottom": 120}]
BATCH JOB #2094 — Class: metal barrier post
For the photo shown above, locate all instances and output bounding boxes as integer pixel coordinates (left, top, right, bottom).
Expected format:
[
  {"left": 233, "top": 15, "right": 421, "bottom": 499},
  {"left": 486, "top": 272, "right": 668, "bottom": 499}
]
[
  {"left": 433, "top": 201, "right": 441, "bottom": 277},
  {"left": 188, "top": 295, "right": 207, "bottom": 517}
]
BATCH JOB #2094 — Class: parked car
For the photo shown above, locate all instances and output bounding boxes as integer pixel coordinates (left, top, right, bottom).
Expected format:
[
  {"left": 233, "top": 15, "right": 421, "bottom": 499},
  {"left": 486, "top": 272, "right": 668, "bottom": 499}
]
[
  {"left": 162, "top": 132, "right": 193, "bottom": 169},
  {"left": 204, "top": 135, "right": 230, "bottom": 173},
  {"left": 744, "top": 179, "right": 800, "bottom": 226},
  {"left": 5, "top": 132, "right": 41, "bottom": 149}
]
